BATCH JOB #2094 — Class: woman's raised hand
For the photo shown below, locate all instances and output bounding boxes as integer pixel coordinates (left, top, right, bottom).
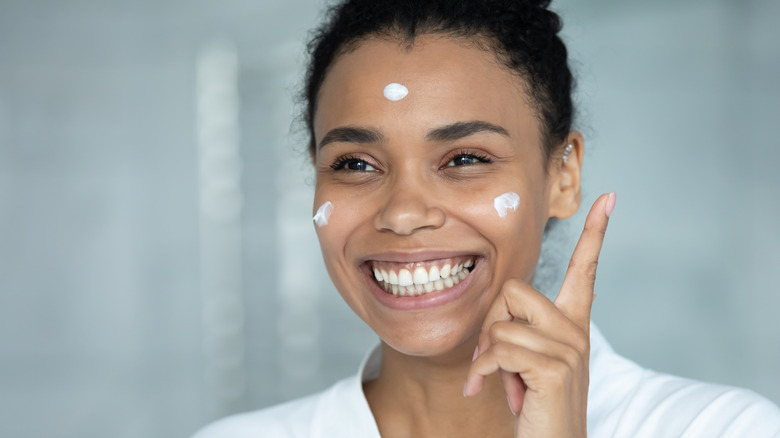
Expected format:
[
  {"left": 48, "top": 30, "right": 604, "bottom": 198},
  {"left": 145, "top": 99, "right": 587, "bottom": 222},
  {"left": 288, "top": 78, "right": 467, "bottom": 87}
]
[{"left": 463, "top": 192, "right": 615, "bottom": 438}]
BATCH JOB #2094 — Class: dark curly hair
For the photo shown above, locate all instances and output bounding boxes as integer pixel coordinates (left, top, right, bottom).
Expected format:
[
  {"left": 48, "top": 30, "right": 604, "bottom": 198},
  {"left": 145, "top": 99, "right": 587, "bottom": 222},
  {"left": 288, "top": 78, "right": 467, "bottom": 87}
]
[{"left": 302, "top": 0, "right": 575, "bottom": 162}]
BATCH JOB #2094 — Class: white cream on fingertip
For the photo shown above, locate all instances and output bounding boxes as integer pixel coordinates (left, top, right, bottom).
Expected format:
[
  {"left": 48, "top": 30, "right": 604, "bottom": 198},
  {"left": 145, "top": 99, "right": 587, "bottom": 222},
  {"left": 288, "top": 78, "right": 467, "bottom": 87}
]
[
  {"left": 383, "top": 83, "right": 408, "bottom": 101},
  {"left": 493, "top": 192, "right": 520, "bottom": 218},
  {"left": 313, "top": 201, "right": 333, "bottom": 227}
]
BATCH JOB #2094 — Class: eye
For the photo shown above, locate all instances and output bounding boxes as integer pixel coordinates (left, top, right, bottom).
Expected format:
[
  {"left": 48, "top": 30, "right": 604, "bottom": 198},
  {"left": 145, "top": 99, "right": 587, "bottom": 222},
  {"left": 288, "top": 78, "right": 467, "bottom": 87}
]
[
  {"left": 445, "top": 152, "right": 492, "bottom": 167},
  {"left": 330, "top": 156, "right": 378, "bottom": 172}
]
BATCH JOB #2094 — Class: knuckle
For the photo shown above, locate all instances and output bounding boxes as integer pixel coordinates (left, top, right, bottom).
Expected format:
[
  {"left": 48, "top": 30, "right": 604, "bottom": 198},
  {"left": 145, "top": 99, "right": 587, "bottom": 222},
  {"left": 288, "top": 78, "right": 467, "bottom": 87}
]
[
  {"left": 585, "top": 260, "right": 599, "bottom": 281},
  {"left": 542, "top": 358, "right": 574, "bottom": 387},
  {"left": 491, "top": 342, "right": 512, "bottom": 361},
  {"left": 501, "top": 279, "right": 527, "bottom": 302},
  {"left": 501, "top": 279, "right": 531, "bottom": 310},
  {"left": 499, "top": 287, "right": 513, "bottom": 304},
  {"left": 561, "top": 345, "right": 583, "bottom": 369},
  {"left": 570, "top": 330, "right": 590, "bottom": 354},
  {"left": 488, "top": 321, "right": 513, "bottom": 343},
  {"left": 583, "top": 221, "right": 607, "bottom": 238},
  {"left": 503, "top": 278, "right": 523, "bottom": 291},
  {"left": 488, "top": 322, "right": 503, "bottom": 342},
  {"left": 569, "top": 258, "right": 599, "bottom": 283}
]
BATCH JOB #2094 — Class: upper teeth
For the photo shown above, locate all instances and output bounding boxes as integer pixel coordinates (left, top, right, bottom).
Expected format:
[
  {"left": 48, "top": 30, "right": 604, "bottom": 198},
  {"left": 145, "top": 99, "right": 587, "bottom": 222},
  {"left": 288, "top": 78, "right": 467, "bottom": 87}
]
[{"left": 371, "top": 258, "right": 475, "bottom": 296}]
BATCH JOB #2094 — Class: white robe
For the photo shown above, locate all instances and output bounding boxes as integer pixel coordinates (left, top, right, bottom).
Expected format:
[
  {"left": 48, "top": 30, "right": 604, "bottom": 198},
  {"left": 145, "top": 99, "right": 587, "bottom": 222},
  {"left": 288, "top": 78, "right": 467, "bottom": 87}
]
[{"left": 193, "top": 324, "right": 780, "bottom": 437}]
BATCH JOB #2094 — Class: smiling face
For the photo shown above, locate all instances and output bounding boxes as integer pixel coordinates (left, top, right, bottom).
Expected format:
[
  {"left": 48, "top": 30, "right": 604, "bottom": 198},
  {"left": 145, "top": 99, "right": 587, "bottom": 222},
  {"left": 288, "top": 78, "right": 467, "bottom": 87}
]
[{"left": 312, "top": 35, "right": 579, "bottom": 357}]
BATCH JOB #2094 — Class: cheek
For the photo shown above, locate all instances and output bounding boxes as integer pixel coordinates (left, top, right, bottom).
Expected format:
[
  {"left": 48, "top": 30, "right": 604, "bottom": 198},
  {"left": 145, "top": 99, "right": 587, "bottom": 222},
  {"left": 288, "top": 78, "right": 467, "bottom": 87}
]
[
  {"left": 456, "top": 190, "right": 530, "bottom": 231},
  {"left": 493, "top": 192, "right": 521, "bottom": 218},
  {"left": 312, "top": 191, "right": 368, "bottom": 265},
  {"left": 312, "top": 195, "right": 349, "bottom": 305},
  {"left": 312, "top": 195, "right": 340, "bottom": 253},
  {"left": 312, "top": 201, "right": 333, "bottom": 227},
  {"left": 456, "top": 190, "right": 545, "bottom": 276},
  {"left": 311, "top": 191, "right": 377, "bottom": 318}
]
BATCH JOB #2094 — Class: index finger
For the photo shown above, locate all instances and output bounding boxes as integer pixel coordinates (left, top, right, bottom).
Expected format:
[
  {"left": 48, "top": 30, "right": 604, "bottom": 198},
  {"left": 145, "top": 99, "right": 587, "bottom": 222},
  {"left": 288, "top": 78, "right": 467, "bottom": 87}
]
[{"left": 554, "top": 192, "right": 616, "bottom": 330}]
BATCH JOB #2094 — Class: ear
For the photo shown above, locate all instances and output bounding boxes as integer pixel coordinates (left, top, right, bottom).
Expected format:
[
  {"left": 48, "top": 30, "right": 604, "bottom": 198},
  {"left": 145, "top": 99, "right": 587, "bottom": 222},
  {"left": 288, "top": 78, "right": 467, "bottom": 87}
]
[{"left": 547, "top": 131, "right": 583, "bottom": 219}]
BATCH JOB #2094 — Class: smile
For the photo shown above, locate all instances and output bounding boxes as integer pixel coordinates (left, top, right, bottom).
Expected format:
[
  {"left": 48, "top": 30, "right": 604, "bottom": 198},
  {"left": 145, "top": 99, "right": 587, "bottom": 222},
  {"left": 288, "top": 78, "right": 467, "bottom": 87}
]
[{"left": 370, "top": 257, "right": 476, "bottom": 297}]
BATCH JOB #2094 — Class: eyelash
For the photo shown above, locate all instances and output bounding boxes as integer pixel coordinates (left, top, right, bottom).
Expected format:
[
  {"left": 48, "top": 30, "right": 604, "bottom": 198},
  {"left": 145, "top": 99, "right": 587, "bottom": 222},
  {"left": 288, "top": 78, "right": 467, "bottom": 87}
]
[
  {"left": 330, "top": 155, "right": 372, "bottom": 171},
  {"left": 445, "top": 150, "right": 492, "bottom": 167},
  {"left": 328, "top": 149, "right": 492, "bottom": 172}
]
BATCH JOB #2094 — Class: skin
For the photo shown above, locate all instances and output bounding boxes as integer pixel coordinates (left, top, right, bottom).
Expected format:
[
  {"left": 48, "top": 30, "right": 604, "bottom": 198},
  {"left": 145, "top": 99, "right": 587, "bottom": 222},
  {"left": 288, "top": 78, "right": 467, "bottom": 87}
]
[{"left": 311, "top": 34, "right": 612, "bottom": 438}]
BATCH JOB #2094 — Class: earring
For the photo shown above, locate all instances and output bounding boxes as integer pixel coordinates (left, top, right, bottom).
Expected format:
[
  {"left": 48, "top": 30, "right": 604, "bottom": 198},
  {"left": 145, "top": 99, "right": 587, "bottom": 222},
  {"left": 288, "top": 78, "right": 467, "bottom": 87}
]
[{"left": 562, "top": 144, "right": 574, "bottom": 163}]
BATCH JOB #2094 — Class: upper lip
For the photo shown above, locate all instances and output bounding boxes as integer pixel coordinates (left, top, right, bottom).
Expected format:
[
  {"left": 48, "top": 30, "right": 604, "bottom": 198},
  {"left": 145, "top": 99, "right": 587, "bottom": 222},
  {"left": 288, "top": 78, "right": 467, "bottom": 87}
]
[{"left": 357, "top": 249, "right": 484, "bottom": 264}]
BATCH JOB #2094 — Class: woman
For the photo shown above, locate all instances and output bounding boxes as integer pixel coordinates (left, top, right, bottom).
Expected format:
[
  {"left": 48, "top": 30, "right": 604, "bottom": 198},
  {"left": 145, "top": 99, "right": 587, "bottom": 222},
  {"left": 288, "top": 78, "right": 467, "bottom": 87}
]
[{"left": 194, "top": 0, "right": 780, "bottom": 436}]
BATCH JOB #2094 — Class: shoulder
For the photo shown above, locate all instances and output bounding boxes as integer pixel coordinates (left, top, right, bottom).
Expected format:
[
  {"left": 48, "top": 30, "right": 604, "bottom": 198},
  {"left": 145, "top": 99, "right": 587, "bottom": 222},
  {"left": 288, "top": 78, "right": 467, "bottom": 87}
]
[
  {"left": 190, "top": 375, "right": 380, "bottom": 438},
  {"left": 191, "top": 392, "right": 321, "bottom": 438},
  {"left": 588, "top": 327, "right": 780, "bottom": 437},
  {"left": 619, "top": 371, "right": 780, "bottom": 437}
]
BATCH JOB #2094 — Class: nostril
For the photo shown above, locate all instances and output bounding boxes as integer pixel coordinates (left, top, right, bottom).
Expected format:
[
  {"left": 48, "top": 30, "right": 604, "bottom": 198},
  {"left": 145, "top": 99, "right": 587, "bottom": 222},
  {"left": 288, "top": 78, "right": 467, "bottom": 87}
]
[{"left": 374, "top": 198, "right": 446, "bottom": 235}]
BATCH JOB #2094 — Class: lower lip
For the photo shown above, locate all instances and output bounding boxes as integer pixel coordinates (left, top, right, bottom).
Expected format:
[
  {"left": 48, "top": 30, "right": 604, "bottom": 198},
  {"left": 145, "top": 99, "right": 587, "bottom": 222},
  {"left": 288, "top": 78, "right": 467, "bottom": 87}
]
[{"left": 363, "top": 262, "right": 480, "bottom": 311}]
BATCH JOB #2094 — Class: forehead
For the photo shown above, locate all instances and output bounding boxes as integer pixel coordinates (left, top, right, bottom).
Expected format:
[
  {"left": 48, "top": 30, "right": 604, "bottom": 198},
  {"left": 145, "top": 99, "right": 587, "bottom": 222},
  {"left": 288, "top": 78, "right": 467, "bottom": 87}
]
[{"left": 314, "top": 35, "right": 540, "bottom": 145}]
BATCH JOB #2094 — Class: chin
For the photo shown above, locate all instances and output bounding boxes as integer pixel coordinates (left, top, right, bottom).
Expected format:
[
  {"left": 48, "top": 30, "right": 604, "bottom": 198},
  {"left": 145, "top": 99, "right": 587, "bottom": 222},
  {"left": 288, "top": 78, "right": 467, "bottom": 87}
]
[{"left": 378, "top": 317, "right": 478, "bottom": 358}]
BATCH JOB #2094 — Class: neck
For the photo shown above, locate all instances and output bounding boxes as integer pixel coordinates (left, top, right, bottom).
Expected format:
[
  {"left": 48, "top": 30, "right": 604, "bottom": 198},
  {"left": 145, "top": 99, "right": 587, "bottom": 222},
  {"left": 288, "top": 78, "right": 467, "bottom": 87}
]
[{"left": 363, "top": 340, "right": 515, "bottom": 438}]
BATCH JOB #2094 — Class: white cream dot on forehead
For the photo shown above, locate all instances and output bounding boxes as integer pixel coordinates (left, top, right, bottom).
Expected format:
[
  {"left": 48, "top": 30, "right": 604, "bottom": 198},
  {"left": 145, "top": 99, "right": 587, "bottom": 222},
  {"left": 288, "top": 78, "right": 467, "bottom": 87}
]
[
  {"left": 383, "top": 83, "right": 409, "bottom": 101},
  {"left": 313, "top": 201, "right": 333, "bottom": 227},
  {"left": 494, "top": 192, "right": 520, "bottom": 218}
]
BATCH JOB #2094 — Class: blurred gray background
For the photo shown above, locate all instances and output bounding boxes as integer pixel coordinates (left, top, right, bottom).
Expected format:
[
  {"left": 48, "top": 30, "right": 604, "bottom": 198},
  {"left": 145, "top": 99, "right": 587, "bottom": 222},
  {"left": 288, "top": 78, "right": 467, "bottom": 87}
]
[{"left": 1, "top": 0, "right": 778, "bottom": 437}]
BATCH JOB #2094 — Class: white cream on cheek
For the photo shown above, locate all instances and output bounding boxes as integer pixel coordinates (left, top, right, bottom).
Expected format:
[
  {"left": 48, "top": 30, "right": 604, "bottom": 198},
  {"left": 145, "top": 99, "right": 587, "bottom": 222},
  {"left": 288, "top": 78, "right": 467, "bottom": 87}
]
[
  {"left": 493, "top": 192, "right": 520, "bottom": 218},
  {"left": 383, "top": 83, "right": 408, "bottom": 101},
  {"left": 313, "top": 201, "right": 333, "bottom": 227}
]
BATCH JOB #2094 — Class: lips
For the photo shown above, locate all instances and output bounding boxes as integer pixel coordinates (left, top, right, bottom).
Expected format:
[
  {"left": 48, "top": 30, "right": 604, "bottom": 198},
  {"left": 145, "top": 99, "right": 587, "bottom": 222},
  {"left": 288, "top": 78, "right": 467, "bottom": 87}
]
[{"left": 368, "top": 257, "right": 476, "bottom": 297}]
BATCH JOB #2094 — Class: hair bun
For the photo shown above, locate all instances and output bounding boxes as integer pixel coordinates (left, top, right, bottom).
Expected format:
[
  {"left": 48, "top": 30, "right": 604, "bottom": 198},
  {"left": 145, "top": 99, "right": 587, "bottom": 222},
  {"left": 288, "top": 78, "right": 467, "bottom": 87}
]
[{"left": 525, "top": 0, "right": 552, "bottom": 9}]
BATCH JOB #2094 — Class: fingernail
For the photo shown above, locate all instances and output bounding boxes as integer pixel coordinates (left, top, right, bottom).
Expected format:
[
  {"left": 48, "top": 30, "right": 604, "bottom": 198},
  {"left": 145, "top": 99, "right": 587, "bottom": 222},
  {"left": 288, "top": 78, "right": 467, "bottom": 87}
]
[
  {"left": 507, "top": 395, "right": 517, "bottom": 416},
  {"left": 606, "top": 192, "right": 617, "bottom": 217},
  {"left": 463, "top": 380, "right": 470, "bottom": 397},
  {"left": 472, "top": 345, "right": 479, "bottom": 362}
]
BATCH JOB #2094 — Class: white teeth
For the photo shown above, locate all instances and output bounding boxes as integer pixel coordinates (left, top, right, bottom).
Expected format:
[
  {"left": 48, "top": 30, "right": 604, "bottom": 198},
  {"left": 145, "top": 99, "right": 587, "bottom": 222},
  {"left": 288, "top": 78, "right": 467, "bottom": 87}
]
[
  {"left": 413, "top": 267, "right": 429, "bottom": 285},
  {"left": 398, "top": 269, "right": 413, "bottom": 286},
  {"left": 428, "top": 266, "right": 440, "bottom": 281},
  {"left": 373, "top": 258, "right": 476, "bottom": 296}
]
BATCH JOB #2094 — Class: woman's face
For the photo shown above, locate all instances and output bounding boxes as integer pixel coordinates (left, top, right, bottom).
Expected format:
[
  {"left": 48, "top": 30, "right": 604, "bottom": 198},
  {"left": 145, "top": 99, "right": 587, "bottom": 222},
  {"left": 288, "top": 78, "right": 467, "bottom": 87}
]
[{"left": 312, "top": 35, "right": 578, "bottom": 356}]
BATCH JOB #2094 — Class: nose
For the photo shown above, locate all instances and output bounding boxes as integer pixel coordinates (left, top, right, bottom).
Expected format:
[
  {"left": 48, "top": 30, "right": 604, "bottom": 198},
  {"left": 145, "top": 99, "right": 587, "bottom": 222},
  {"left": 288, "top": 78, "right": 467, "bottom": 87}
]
[{"left": 374, "top": 179, "right": 446, "bottom": 235}]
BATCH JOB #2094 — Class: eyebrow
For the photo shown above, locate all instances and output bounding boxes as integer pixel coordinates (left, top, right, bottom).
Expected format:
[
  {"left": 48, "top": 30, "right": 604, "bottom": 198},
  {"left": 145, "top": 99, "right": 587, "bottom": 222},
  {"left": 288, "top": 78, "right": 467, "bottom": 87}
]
[
  {"left": 426, "top": 121, "right": 510, "bottom": 143},
  {"left": 317, "top": 120, "right": 509, "bottom": 150},
  {"left": 318, "top": 127, "right": 384, "bottom": 150}
]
